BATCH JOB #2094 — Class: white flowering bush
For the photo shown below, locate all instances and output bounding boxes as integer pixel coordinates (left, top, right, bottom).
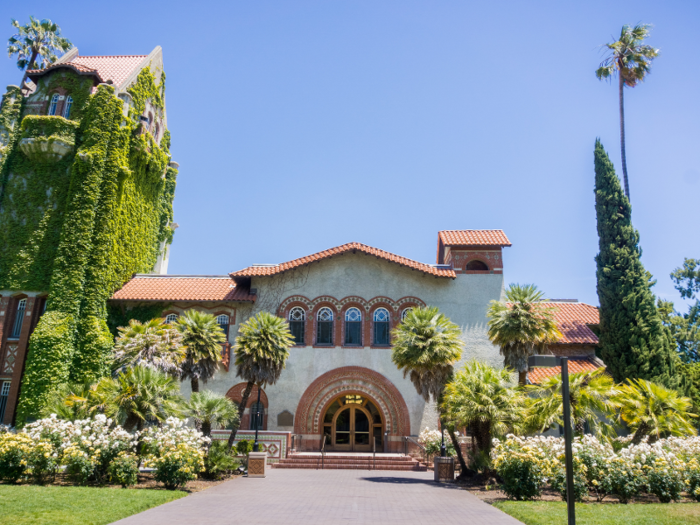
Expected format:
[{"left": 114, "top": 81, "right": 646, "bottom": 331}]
[
  {"left": 141, "top": 417, "right": 210, "bottom": 456},
  {"left": 418, "top": 427, "right": 456, "bottom": 457}
]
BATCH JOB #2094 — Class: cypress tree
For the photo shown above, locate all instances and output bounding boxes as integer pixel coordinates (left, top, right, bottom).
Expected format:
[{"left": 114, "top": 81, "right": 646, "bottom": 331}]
[{"left": 594, "top": 139, "right": 678, "bottom": 388}]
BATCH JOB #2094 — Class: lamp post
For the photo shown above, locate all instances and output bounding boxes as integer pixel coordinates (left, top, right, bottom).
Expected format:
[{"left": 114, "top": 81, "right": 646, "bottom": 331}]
[
  {"left": 528, "top": 355, "right": 575, "bottom": 525},
  {"left": 440, "top": 424, "right": 447, "bottom": 457},
  {"left": 252, "top": 385, "right": 262, "bottom": 452}
]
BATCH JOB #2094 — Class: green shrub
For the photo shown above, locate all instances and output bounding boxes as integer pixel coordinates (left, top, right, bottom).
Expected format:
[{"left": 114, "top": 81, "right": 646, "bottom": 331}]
[
  {"left": 0, "top": 433, "right": 32, "bottom": 482},
  {"left": 63, "top": 447, "right": 95, "bottom": 485},
  {"left": 494, "top": 453, "right": 543, "bottom": 501},
  {"left": 647, "top": 458, "right": 684, "bottom": 503},
  {"left": 202, "top": 441, "right": 239, "bottom": 480},
  {"left": 26, "top": 440, "right": 58, "bottom": 485},
  {"left": 236, "top": 439, "right": 254, "bottom": 456},
  {"left": 550, "top": 460, "right": 588, "bottom": 503},
  {"left": 151, "top": 443, "right": 204, "bottom": 490},
  {"left": 686, "top": 459, "right": 700, "bottom": 502},
  {"left": 108, "top": 453, "right": 139, "bottom": 488},
  {"left": 599, "top": 457, "right": 644, "bottom": 504}
]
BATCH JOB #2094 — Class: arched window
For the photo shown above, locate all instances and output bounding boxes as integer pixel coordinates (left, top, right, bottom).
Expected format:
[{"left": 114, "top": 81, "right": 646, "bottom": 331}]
[
  {"left": 48, "top": 94, "right": 59, "bottom": 116},
  {"left": 289, "top": 307, "right": 305, "bottom": 345},
  {"left": 466, "top": 260, "right": 489, "bottom": 271},
  {"left": 165, "top": 313, "right": 179, "bottom": 324},
  {"left": 317, "top": 307, "right": 334, "bottom": 346},
  {"left": 250, "top": 401, "right": 265, "bottom": 430},
  {"left": 216, "top": 314, "right": 229, "bottom": 337},
  {"left": 401, "top": 307, "right": 413, "bottom": 321},
  {"left": 63, "top": 96, "right": 73, "bottom": 119},
  {"left": 344, "top": 307, "right": 362, "bottom": 346},
  {"left": 373, "top": 308, "right": 390, "bottom": 346},
  {"left": 10, "top": 298, "right": 26, "bottom": 339}
]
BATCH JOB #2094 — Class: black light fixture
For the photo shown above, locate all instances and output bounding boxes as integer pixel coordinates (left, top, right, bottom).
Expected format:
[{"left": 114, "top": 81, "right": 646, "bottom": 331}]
[
  {"left": 252, "top": 384, "right": 262, "bottom": 452},
  {"left": 528, "top": 355, "right": 576, "bottom": 525}
]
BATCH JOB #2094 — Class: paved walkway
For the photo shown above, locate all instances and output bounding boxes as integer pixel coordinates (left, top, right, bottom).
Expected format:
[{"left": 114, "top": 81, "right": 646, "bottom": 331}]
[{"left": 113, "top": 469, "right": 522, "bottom": 525}]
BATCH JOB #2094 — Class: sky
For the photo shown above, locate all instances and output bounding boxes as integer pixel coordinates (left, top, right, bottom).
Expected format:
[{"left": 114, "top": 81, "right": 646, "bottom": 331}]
[{"left": 1, "top": 1, "right": 698, "bottom": 309}]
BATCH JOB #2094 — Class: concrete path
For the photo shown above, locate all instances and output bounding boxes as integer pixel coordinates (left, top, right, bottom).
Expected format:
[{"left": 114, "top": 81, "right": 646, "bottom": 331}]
[{"left": 113, "top": 469, "right": 522, "bottom": 525}]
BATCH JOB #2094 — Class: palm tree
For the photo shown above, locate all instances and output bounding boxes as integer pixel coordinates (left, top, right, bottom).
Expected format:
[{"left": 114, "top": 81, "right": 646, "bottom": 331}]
[
  {"left": 443, "top": 361, "right": 524, "bottom": 459},
  {"left": 596, "top": 24, "right": 659, "bottom": 200},
  {"left": 40, "top": 382, "right": 99, "bottom": 421},
  {"left": 613, "top": 378, "right": 696, "bottom": 444},
  {"left": 181, "top": 390, "right": 239, "bottom": 438},
  {"left": 525, "top": 368, "right": 617, "bottom": 438},
  {"left": 391, "top": 306, "right": 469, "bottom": 475},
  {"left": 226, "top": 312, "right": 294, "bottom": 450},
  {"left": 177, "top": 310, "right": 227, "bottom": 393},
  {"left": 487, "top": 284, "right": 562, "bottom": 386},
  {"left": 112, "top": 318, "right": 185, "bottom": 378},
  {"left": 7, "top": 17, "right": 72, "bottom": 90},
  {"left": 95, "top": 365, "right": 182, "bottom": 431}
]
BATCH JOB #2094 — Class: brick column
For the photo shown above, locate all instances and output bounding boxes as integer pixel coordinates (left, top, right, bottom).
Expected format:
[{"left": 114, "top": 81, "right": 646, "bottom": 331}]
[{"left": 3, "top": 297, "right": 36, "bottom": 425}]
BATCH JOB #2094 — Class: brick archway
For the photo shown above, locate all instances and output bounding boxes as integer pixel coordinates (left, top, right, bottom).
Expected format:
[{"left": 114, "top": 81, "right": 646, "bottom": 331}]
[{"left": 294, "top": 367, "right": 410, "bottom": 437}]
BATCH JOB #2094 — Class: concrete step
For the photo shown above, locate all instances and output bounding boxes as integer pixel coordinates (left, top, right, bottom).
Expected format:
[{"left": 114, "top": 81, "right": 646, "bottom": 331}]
[
  {"left": 273, "top": 463, "right": 427, "bottom": 471},
  {"left": 272, "top": 453, "right": 427, "bottom": 471}
]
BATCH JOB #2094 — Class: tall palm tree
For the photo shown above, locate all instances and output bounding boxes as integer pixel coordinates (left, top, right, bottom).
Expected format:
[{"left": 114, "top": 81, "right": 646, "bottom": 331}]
[
  {"left": 7, "top": 17, "right": 72, "bottom": 90},
  {"left": 177, "top": 310, "right": 227, "bottom": 393},
  {"left": 226, "top": 312, "right": 294, "bottom": 450},
  {"left": 487, "top": 284, "right": 562, "bottom": 386},
  {"left": 391, "top": 306, "right": 469, "bottom": 475},
  {"left": 613, "top": 378, "right": 696, "bottom": 444},
  {"left": 95, "top": 365, "right": 182, "bottom": 431},
  {"left": 525, "top": 368, "right": 617, "bottom": 438},
  {"left": 596, "top": 24, "right": 659, "bottom": 200},
  {"left": 181, "top": 390, "right": 239, "bottom": 438},
  {"left": 112, "top": 318, "right": 185, "bottom": 378},
  {"left": 443, "top": 360, "right": 524, "bottom": 458}
]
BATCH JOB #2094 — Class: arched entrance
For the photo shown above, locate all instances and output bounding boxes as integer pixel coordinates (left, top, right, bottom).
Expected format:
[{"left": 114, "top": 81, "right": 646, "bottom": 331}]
[{"left": 322, "top": 394, "right": 384, "bottom": 451}]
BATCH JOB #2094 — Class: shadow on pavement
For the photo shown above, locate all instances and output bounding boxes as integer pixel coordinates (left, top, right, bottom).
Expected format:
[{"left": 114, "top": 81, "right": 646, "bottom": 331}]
[{"left": 360, "top": 476, "right": 461, "bottom": 489}]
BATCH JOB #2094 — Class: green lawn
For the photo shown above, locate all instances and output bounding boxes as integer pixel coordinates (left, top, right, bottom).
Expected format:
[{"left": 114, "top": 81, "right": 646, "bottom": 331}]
[
  {"left": 0, "top": 485, "right": 185, "bottom": 525},
  {"left": 494, "top": 501, "right": 700, "bottom": 525}
]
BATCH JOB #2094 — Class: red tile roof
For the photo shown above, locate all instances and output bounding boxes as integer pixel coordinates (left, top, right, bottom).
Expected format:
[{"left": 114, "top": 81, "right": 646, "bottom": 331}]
[
  {"left": 527, "top": 356, "right": 604, "bottom": 384},
  {"left": 439, "top": 230, "right": 511, "bottom": 247},
  {"left": 27, "top": 54, "right": 147, "bottom": 88},
  {"left": 111, "top": 275, "right": 255, "bottom": 302},
  {"left": 505, "top": 301, "right": 600, "bottom": 345},
  {"left": 230, "top": 242, "right": 456, "bottom": 279}
]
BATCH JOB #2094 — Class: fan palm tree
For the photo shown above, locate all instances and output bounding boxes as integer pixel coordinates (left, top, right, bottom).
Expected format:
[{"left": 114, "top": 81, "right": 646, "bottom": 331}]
[
  {"left": 487, "top": 284, "right": 562, "bottom": 386},
  {"left": 181, "top": 390, "right": 239, "bottom": 438},
  {"left": 112, "top": 318, "right": 185, "bottom": 378},
  {"left": 177, "top": 310, "right": 227, "bottom": 393},
  {"left": 391, "top": 306, "right": 469, "bottom": 475},
  {"left": 443, "top": 361, "right": 524, "bottom": 459},
  {"left": 613, "top": 378, "right": 696, "bottom": 444},
  {"left": 7, "top": 17, "right": 72, "bottom": 90},
  {"left": 40, "top": 382, "right": 99, "bottom": 421},
  {"left": 596, "top": 24, "right": 659, "bottom": 200},
  {"left": 95, "top": 365, "right": 182, "bottom": 431},
  {"left": 226, "top": 312, "right": 294, "bottom": 450},
  {"left": 525, "top": 368, "right": 617, "bottom": 438}
]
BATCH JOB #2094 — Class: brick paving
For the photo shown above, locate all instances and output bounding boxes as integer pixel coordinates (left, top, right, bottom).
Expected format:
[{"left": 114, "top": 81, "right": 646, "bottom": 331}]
[{"left": 112, "top": 469, "right": 522, "bottom": 525}]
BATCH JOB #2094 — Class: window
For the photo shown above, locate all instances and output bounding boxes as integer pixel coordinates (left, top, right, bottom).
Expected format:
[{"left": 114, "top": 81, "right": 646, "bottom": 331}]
[
  {"left": 48, "top": 94, "right": 59, "bottom": 115},
  {"left": 466, "top": 260, "right": 489, "bottom": 271},
  {"left": 344, "top": 308, "right": 362, "bottom": 346},
  {"left": 10, "top": 299, "right": 26, "bottom": 339},
  {"left": 216, "top": 314, "right": 229, "bottom": 337},
  {"left": 373, "top": 308, "right": 390, "bottom": 346},
  {"left": 289, "top": 307, "right": 305, "bottom": 345},
  {"left": 0, "top": 382, "right": 9, "bottom": 423},
  {"left": 63, "top": 96, "right": 73, "bottom": 119},
  {"left": 165, "top": 313, "right": 179, "bottom": 324},
  {"left": 250, "top": 401, "right": 265, "bottom": 430},
  {"left": 401, "top": 308, "right": 412, "bottom": 321},
  {"left": 316, "top": 307, "right": 334, "bottom": 345}
]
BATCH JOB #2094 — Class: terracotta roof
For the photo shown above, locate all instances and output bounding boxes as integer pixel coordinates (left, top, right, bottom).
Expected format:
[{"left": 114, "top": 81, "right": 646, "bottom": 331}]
[
  {"left": 439, "top": 230, "right": 511, "bottom": 247},
  {"left": 527, "top": 356, "right": 604, "bottom": 384},
  {"left": 27, "top": 54, "right": 147, "bottom": 88},
  {"left": 230, "top": 242, "right": 456, "bottom": 279},
  {"left": 505, "top": 301, "right": 600, "bottom": 345},
  {"left": 111, "top": 275, "right": 255, "bottom": 302}
]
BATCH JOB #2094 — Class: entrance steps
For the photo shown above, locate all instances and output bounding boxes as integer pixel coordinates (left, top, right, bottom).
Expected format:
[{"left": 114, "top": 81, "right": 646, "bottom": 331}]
[{"left": 273, "top": 452, "right": 427, "bottom": 471}]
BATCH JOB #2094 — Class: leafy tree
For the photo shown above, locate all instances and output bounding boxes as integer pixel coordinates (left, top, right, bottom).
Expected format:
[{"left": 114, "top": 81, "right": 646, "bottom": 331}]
[
  {"left": 227, "top": 312, "right": 293, "bottom": 450},
  {"left": 594, "top": 140, "right": 678, "bottom": 388},
  {"left": 487, "top": 284, "right": 561, "bottom": 386},
  {"left": 670, "top": 258, "right": 700, "bottom": 300},
  {"left": 112, "top": 318, "right": 185, "bottom": 377},
  {"left": 442, "top": 360, "right": 524, "bottom": 459},
  {"left": 391, "top": 306, "right": 470, "bottom": 476},
  {"left": 596, "top": 24, "right": 659, "bottom": 199},
  {"left": 177, "top": 310, "right": 227, "bottom": 393},
  {"left": 40, "top": 382, "right": 98, "bottom": 421},
  {"left": 525, "top": 368, "right": 617, "bottom": 438},
  {"left": 613, "top": 378, "right": 696, "bottom": 444},
  {"left": 658, "top": 299, "right": 700, "bottom": 363},
  {"left": 181, "top": 390, "right": 239, "bottom": 438},
  {"left": 95, "top": 365, "right": 182, "bottom": 431},
  {"left": 7, "top": 16, "right": 72, "bottom": 89}
]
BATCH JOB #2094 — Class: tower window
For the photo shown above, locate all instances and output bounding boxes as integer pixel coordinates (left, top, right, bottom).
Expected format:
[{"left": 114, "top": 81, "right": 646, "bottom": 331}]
[
  {"left": 317, "top": 307, "right": 334, "bottom": 346},
  {"left": 63, "top": 96, "right": 73, "bottom": 119},
  {"left": 373, "top": 308, "right": 390, "bottom": 346},
  {"left": 466, "top": 260, "right": 489, "bottom": 271},
  {"left": 48, "top": 94, "right": 59, "bottom": 116},
  {"left": 344, "top": 308, "right": 362, "bottom": 346},
  {"left": 289, "top": 307, "right": 305, "bottom": 345},
  {"left": 216, "top": 314, "right": 230, "bottom": 336},
  {"left": 10, "top": 298, "right": 26, "bottom": 339},
  {"left": 165, "top": 313, "right": 179, "bottom": 324}
]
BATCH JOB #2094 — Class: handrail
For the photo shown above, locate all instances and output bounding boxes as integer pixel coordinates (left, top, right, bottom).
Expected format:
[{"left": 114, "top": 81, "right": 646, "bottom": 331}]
[
  {"left": 320, "top": 435, "right": 327, "bottom": 470},
  {"left": 404, "top": 436, "right": 427, "bottom": 465}
]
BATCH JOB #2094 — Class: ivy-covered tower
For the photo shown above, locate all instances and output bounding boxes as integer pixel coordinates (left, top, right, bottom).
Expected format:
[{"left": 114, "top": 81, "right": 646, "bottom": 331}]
[{"left": 0, "top": 46, "right": 179, "bottom": 424}]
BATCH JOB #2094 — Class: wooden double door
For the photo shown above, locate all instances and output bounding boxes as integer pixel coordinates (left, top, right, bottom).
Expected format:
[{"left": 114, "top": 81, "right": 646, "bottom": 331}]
[{"left": 323, "top": 394, "right": 383, "bottom": 452}]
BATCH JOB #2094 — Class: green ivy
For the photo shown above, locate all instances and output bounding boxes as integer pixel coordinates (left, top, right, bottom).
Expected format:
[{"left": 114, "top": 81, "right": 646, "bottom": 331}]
[{"left": 106, "top": 302, "right": 171, "bottom": 337}]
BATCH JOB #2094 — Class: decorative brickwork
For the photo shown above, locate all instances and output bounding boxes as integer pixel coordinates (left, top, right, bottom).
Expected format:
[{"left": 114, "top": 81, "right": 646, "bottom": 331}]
[{"left": 447, "top": 249, "right": 504, "bottom": 274}]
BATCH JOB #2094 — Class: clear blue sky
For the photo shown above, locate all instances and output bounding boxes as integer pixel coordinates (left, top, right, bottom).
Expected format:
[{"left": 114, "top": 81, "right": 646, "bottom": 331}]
[{"left": 2, "top": 1, "right": 698, "bottom": 309}]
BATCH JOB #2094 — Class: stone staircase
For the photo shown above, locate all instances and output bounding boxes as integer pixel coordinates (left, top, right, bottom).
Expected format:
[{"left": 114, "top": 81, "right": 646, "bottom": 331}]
[{"left": 273, "top": 452, "right": 427, "bottom": 471}]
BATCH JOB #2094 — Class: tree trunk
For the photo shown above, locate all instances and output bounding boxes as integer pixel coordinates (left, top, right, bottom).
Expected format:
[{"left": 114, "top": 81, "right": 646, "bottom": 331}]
[
  {"left": 191, "top": 377, "right": 199, "bottom": 393},
  {"left": 630, "top": 423, "right": 649, "bottom": 445},
  {"left": 227, "top": 381, "right": 254, "bottom": 451},
  {"left": 20, "top": 50, "right": 38, "bottom": 92},
  {"left": 442, "top": 418, "right": 473, "bottom": 478},
  {"left": 518, "top": 370, "right": 527, "bottom": 386},
  {"left": 619, "top": 71, "right": 630, "bottom": 199},
  {"left": 201, "top": 421, "right": 211, "bottom": 438},
  {"left": 123, "top": 413, "right": 140, "bottom": 432}
]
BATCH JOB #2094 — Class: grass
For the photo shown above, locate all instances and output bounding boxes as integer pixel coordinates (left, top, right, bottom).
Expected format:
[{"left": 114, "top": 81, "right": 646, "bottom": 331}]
[
  {"left": 494, "top": 501, "right": 700, "bottom": 525},
  {"left": 0, "top": 484, "right": 186, "bottom": 525}
]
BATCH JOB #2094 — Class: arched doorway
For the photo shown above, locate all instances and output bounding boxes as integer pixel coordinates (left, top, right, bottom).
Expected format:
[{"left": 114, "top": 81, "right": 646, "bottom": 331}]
[{"left": 322, "top": 394, "right": 383, "bottom": 452}]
